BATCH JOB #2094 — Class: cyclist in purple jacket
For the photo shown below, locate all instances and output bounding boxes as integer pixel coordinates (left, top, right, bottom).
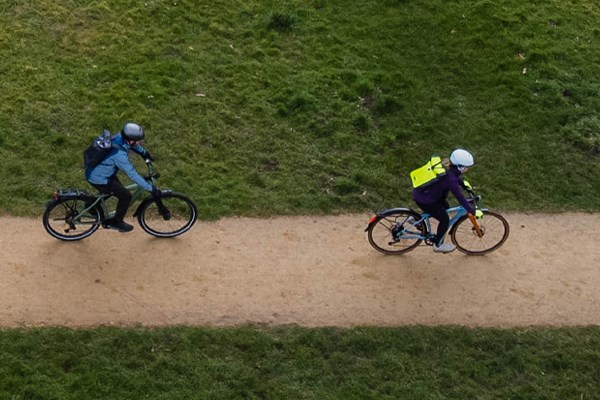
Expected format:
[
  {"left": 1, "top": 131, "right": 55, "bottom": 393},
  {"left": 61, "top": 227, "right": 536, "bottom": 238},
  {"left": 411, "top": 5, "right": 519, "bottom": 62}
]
[{"left": 412, "top": 149, "right": 476, "bottom": 253}]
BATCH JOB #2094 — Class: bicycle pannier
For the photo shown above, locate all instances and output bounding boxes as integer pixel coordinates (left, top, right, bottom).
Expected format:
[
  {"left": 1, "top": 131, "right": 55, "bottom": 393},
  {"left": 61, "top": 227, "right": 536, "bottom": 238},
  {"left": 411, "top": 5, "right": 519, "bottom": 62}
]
[
  {"left": 410, "top": 155, "right": 446, "bottom": 188},
  {"left": 83, "top": 130, "right": 114, "bottom": 168}
]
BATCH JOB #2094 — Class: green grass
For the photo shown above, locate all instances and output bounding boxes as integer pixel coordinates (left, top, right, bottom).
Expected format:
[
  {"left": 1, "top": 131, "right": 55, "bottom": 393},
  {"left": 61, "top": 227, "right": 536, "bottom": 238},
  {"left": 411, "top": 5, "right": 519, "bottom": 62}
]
[
  {"left": 1, "top": 0, "right": 599, "bottom": 217},
  {"left": 0, "top": 325, "right": 599, "bottom": 399}
]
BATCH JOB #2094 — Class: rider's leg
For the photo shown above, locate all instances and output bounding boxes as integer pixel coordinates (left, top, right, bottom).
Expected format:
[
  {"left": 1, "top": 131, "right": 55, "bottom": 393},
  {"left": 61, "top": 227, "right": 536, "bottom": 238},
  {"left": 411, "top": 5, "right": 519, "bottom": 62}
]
[
  {"left": 107, "top": 178, "right": 132, "bottom": 223},
  {"left": 415, "top": 200, "right": 453, "bottom": 250},
  {"left": 91, "top": 178, "right": 133, "bottom": 231},
  {"left": 93, "top": 178, "right": 132, "bottom": 222}
]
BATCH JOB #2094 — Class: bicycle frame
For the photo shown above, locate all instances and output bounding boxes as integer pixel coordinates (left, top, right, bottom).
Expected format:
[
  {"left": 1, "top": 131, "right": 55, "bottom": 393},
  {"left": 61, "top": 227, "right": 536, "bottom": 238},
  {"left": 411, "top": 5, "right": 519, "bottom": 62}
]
[
  {"left": 66, "top": 161, "right": 159, "bottom": 225},
  {"left": 75, "top": 183, "right": 145, "bottom": 223},
  {"left": 414, "top": 205, "right": 475, "bottom": 242}
]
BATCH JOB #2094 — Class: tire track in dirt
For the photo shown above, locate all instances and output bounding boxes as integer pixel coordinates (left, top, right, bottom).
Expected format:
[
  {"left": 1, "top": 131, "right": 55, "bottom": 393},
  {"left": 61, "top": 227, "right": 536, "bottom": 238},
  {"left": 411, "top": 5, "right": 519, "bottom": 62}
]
[{"left": 1, "top": 213, "right": 599, "bottom": 328}]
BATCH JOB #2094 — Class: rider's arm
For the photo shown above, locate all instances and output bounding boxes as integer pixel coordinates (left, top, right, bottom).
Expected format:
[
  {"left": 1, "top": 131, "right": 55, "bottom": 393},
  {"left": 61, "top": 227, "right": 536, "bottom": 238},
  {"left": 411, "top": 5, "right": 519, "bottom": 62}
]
[
  {"left": 131, "top": 144, "right": 151, "bottom": 159},
  {"left": 459, "top": 178, "right": 472, "bottom": 190},
  {"left": 113, "top": 152, "right": 153, "bottom": 191},
  {"left": 449, "top": 176, "right": 475, "bottom": 215}
]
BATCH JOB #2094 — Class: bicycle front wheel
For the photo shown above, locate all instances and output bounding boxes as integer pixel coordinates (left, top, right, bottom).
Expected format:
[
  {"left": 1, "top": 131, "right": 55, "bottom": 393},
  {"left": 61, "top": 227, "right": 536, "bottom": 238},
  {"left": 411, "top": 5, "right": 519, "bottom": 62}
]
[
  {"left": 451, "top": 211, "right": 509, "bottom": 255},
  {"left": 42, "top": 197, "right": 101, "bottom": 241},
  {"left": 137, "top": 192, "right": 198, "bottom": 237},
  {"left": 367, "top": 210, "right": 426, "bottom": 255}
]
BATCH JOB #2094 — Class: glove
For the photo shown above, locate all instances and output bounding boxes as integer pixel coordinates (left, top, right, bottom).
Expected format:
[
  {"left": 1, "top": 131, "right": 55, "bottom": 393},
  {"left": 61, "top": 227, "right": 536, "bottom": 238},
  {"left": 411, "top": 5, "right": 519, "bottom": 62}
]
[
  {"left": 144, "top": 150, "right": 153, "bottom": 162},
  {"left": 151, "top": 186, "right": 161, "bottom": 197},
  {"left": 475, "top": 209, "right": 484, "bottom": 219}
]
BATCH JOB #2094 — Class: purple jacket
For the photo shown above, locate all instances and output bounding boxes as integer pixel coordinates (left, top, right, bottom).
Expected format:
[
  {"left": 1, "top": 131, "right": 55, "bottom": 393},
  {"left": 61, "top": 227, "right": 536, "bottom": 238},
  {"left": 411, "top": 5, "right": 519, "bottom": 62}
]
[{"left": 412, "top": 166, "right": 475, "bottom": 214}]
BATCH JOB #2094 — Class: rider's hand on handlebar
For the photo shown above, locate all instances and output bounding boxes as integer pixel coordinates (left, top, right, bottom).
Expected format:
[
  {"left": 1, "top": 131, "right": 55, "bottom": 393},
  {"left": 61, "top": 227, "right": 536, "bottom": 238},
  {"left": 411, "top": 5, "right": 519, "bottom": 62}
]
[
  {"left": 151, "top": 186, "right": 161, "bottom": 197},
  {"left": 475, "top": 209, "right": 484, "bottom": 219},
  {"left": 144, "top": 150, "right": 154, "bottom": 162}
]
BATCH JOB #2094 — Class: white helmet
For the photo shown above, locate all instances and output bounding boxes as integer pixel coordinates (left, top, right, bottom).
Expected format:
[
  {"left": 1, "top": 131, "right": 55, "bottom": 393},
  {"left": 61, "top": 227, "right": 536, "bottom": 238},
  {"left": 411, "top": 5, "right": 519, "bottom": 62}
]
[{"left": 450, "top": 149, "right": 474, "bottom": 170}]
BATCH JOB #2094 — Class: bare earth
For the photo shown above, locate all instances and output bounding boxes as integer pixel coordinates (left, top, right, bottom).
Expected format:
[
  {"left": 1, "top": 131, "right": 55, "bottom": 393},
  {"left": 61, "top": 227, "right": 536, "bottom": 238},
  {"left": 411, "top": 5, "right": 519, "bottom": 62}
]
[{"left": 1, "top": 213, "right": 599, "bottom": 328}]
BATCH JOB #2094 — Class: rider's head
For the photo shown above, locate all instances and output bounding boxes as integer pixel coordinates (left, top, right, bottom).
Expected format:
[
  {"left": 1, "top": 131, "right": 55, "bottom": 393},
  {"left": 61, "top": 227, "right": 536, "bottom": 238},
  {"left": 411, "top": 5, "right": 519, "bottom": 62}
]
[
  {"left": 121, "top": 122, "right": 145, "bottom": 143},
  {"left": 449, "top": 148, "right": 474, "bottom": 172}
]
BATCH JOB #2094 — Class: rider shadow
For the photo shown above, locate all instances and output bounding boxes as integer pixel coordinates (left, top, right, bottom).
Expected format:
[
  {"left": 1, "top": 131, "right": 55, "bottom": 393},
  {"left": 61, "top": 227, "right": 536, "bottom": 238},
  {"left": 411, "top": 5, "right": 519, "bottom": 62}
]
[{"left": 39, "top": 235, "right": 116, "bottom": 271}]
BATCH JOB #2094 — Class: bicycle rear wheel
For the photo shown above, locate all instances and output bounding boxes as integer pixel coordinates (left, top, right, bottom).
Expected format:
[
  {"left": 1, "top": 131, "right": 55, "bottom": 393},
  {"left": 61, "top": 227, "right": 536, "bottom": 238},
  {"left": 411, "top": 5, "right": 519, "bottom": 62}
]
[
  {"left": 367, "top": 210, "right": 426, "bottom": 255},
  {"left": 450, "top": 210, "right": 509, "bottom": 255},
  {"left": 43, "top": 197, "right": 101, "bottom": 241},
  {"left": 137, "top": 192, "right": 197, "bottom": 237}
]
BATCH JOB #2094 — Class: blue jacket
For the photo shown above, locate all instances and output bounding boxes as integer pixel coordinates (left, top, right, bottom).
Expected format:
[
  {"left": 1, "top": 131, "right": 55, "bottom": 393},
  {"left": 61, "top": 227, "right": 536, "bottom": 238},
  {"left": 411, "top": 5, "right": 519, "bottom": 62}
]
[
  {"left": 412, "top": 166, "right": 475, "bottom": 215},
  {"left": 85, "top": 134, "right": 153, "bottom": 191}
]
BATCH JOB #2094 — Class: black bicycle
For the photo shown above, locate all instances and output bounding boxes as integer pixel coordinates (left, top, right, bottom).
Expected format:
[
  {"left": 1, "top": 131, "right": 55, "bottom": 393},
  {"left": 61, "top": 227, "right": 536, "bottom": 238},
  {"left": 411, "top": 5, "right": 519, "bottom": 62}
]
[{"left": 43, "top": 161, "right": 198, "bottom": 241}]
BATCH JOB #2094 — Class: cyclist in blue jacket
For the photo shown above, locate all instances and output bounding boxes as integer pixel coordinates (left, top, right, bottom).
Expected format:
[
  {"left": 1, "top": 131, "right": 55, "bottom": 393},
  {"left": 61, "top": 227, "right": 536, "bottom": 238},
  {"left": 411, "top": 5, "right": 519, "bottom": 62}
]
[
  {"left": 412, "top": 149, "right": 476, "bottom": 253},
  {"left": 85, "top": 122, "right": 159, "bottom": 232}
]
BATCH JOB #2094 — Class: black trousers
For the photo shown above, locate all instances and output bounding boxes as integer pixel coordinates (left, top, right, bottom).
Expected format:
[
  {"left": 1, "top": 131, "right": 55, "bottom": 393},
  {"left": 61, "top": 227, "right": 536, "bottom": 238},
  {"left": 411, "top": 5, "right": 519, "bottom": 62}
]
[
  {"left": 91, "top": 177, "right": 132, "bottom": 223},
  {"left": 415, "top": 199, "right": 450, "bottom": 246}
]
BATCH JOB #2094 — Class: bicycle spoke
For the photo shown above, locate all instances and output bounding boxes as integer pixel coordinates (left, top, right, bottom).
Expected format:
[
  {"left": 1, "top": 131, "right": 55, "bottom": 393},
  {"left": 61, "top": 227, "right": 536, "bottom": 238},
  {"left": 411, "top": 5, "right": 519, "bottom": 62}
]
[
  {"left": 367, "top": 210, "right": 425, "bottom": 255},
  {"left": 43, "top": 196, "right": 101, "bottom": 241},
  {"left": 138, "top": 193, "right": 197, "bottom": 237},
  {"left": 451, "top": 211, "right": 509, "bottom": 255}
]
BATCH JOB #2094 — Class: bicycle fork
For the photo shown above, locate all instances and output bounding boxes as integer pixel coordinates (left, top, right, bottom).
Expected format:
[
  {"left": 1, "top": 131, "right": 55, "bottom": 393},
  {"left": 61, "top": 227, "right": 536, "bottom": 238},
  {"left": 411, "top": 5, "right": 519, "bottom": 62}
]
[{"left": 155, "top": 198, "right": 171, "bottom": 220}]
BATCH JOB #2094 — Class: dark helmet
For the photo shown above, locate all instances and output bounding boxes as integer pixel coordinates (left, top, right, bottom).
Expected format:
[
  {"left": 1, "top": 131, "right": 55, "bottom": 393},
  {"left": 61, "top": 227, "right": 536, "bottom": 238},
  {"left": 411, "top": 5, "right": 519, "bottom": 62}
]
[{"left": 121, "top": 122, "right": 145, "bottom": 141}]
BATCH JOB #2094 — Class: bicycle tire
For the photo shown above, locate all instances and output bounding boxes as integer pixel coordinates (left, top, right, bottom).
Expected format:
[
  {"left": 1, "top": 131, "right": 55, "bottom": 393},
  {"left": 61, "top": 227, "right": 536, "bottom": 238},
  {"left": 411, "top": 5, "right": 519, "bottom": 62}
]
[
  {"left": 42, "top": 196, "right": 102, "bottom": 241},
  {"left": 450, "top": 210, "right": 509, "bottom": 255},
  {"left": 137, "top": 192, "right": 198, "bottom": 238},
  {"left": 367, "top": 209, "right": 426, "bottom": 255}
]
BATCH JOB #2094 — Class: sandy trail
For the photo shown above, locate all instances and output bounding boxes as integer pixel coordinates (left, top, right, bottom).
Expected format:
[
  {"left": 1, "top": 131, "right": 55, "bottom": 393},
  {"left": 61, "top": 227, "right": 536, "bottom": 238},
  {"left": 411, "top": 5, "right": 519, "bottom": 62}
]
[{"left": 0, "top": 213, "right": 598, "bottom": 328}]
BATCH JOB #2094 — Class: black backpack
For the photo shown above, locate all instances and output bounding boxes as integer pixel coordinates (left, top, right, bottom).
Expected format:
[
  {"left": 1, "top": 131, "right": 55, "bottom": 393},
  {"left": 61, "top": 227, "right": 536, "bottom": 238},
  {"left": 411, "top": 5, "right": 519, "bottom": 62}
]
[{"left": 83, "top": 130, "right": 115, "bottom": 168}]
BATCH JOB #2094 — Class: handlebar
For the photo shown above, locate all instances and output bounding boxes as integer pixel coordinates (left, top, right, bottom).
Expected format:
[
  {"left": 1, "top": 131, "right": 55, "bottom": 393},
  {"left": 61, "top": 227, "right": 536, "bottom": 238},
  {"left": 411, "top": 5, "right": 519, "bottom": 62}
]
[{"left": 466, "top": 189, "right": 481, "bottom": 204}]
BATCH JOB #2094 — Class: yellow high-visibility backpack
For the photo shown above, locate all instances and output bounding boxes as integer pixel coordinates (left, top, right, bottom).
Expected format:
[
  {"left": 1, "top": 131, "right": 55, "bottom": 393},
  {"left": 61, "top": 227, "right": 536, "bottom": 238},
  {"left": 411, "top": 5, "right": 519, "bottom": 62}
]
[{"left": 410, "top": 155, "right": 446, "bottom": 188}]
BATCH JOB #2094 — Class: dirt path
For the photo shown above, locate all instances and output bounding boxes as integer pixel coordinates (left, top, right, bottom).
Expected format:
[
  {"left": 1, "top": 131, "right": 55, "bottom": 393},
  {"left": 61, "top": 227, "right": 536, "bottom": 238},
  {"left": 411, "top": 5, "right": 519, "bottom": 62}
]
[{"left": 1, "top": 213, "right": 599, "bottom": 328}]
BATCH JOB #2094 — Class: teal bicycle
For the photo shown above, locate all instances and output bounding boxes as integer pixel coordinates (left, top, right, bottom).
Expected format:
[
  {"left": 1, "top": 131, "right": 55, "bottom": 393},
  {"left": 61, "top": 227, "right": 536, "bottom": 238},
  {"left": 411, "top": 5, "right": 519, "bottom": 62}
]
[
  {"left": 43, "top": 161, "right": 198, "bottom": 241},
  {"left": 365, "top": 187, "right": 509, "bottom": 255}
]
